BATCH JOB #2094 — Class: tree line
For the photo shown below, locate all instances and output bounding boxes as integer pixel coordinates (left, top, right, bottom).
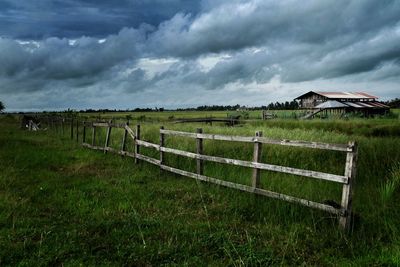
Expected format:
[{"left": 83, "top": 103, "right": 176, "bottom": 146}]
[
  {"left": 73, "top": 101, "right": 300, "bottom": 113},
  {"left": 1, "top": 98, "right": 399, "bottom": 113}
]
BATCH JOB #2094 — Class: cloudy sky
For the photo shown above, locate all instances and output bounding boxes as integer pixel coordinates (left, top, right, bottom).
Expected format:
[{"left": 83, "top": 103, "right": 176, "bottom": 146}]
[{"left": 0, "top": 0, "right": 399, "bottom": 111}]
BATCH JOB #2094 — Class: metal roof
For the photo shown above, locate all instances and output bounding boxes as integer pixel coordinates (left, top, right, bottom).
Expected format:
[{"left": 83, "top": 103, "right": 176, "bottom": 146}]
[
  {"left": 344, "top": 101, "right": 389, "bottom": 109},
  {"left": 295, "top": 91, "right": 379, "bottom": 100},
  {"left": 315, "top": 91, "right": 378, "bottom": 99},
  {"left": 314, "top": 100, "right": 349, "bottom": 109}
]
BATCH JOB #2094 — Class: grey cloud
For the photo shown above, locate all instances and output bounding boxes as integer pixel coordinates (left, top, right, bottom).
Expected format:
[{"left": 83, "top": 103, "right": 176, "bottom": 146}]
[
  {"left": 148, "top": 0, "right": 400, "bottom": 57},
  {"left": 0, "top": 27, "right": 147, "bottom": 93},
  {"left": 1, "top": 0, "right": 400, "bottom": 111},
  {"left": 0, "top": 0, "right": 200, "bottom": 39}
]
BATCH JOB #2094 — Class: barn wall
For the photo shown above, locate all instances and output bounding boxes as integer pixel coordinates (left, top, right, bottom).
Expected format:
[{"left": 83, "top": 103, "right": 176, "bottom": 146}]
[{"left": 300, "top": 94, "right": 326, "bottom": 108}]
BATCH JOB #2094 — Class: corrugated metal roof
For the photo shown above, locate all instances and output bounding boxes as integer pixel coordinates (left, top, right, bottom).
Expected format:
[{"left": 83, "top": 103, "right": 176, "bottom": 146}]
[
  {"left": 314, "top": 100, "right": 349, "bottom": 109},
  {"left": 344, "top": 102, "right": 362, "bottom": 108},
  {"left": 370, "top": 102, "right": 390, "bottom": 108},
  {"left": 315, "top": 91, "right": 378, "bottom": 99},
  {"left": 344, "top": 101, "right": 389, "bottom": 109}
]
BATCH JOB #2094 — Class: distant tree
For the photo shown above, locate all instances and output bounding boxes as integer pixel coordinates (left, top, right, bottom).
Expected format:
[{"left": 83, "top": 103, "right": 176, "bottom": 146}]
[
  {"left": 386, "top": 98, "right": 400, "bottom": 108},
  {"left": 0, "top": 101, "right": 5, "bottom": 112}
]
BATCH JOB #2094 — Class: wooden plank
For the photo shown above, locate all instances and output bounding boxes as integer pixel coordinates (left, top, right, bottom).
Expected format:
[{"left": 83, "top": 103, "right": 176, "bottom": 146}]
[
  {"left": 118, "top": 150, "right": 136, "bottom": 158},
  {"left": 83, "top": 143, "right": 136, "bottom": 158},
  {"left": 125, "top": 125, "right": 136, "bottom": 140},
  {"left": 257, "top": 137, "right": 349, "bottom": 152},
  {"left": 196, "top": 128, "right": 204, "bottom": 175},
  {"left": 252, "top": 131, "right": 262, "bottom": 188},
  {"left": 136, "top": 153, "right": 160, "bottom": 165},
  {"left": 159, "top": 165, "right": 343, "bottom": 215},
  {"left": 91, "top": 122, "right": 127, "bottom": 128},
  {"left": 136, "top": 139, "right": 160, "bottom": 150},
  {"left": 82, "top": 143, "right": 104, "bottom": 151},
  {"left": 160, "top": 129, "right": 348, "bottom": 152},
  {"left": 159, "top": 146, "right": 348, "bottom": 183},
  {"left": 135, "top": 125, "right": 140, "bottom": 164},
  {"left": 105, "top": 147, "right": 116, "bottom": 153},
  {"left": 339, "top": 141, "right": 358, "bottom": 231},
  {"left": 92, "top": 122, "right": 110, "bottom": 127},
  {"left": 104, "top": 120, "right": 112, "bottom": 154},
  {"left": 160, "top": 126, "right": 165, "bottom": 165},
  {"left": 121, "top": 121, "right": 129, "bottom": 152}
]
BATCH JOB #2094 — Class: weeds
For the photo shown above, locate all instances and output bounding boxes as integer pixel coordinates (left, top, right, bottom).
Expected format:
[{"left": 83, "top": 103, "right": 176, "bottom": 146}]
[{"left": 1, "top": 114, "right": 400, "bottom": 265}]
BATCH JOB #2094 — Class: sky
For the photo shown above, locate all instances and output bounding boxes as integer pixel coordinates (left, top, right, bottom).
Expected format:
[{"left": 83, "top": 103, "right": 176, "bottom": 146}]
[{"left": 0, "top": 0, "right": 399, "bottom": 111}]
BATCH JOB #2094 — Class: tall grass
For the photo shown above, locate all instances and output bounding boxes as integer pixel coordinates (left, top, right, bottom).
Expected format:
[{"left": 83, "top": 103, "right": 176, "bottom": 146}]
[{"left": 1, "top": 114, "right": 400, "bottom": 265}]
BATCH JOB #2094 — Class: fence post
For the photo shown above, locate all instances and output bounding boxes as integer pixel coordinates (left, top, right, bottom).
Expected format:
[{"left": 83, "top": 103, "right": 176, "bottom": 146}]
[
  {"left": 70, "top": 119, "right": 74, "bottom": 140},
  {"left": 339, "top": 141, "right": 358, "bottom": 231},
  {"left": 160, "top": 126, "right": 165, "bottom": 166},
  {"left": 121, "top": 121, "right": 129, "bottom": 152},
  {"left": 135, "top": 124, "right": 140, "bottom": 164},
  {"left": 92, "top": 122, "right": 96, "bottom": 146},
  {"left": 61, "top": 118, "right": 64, "bottom": 136},
  {"left": 76, "top": 119, "right": 79, "bottom": 142},
  {"left": 82, "top": 121, "right": 86, "bottom": 143},
  {"left": 252, "top": 131, "right": 263, "bottom": 188},
  {"left": 196, "top": 128, "right": 204, "bottom": 175},
  {"left": 104, "top": 120, "right": 112, "bottom": 154}
]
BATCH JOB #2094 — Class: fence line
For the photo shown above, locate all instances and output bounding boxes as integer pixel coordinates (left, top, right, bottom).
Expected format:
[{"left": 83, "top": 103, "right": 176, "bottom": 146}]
[{"left": 43, "top": 117, "right": 357, "bottom": 231}]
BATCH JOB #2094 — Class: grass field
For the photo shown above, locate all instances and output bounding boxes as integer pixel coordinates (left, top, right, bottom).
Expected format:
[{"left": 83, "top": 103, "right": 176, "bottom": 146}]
[
  {"left": 1, "top": 112, "right": 400, "bottom": 266},
  {"left": 75, "top": 109, "right": 302, "bottom": 121}
]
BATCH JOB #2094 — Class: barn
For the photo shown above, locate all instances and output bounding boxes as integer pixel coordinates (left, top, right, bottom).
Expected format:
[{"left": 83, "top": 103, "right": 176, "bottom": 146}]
[{"left": 294, "top": 91, "right": 390, "bottom": 118}]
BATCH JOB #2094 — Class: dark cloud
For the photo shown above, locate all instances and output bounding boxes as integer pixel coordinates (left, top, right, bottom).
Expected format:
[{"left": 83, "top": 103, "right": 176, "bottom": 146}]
[
  {"left": 0, "top": 0, "right": 399, "bottom": 111},
  {"left": 147, "top": 1, "right": 400, "bottom": 57},
  {"left": 0, "top": 27, "right": 148, "bottom": 93},
  {"left": 0, "top": 0, "right": 200, "bottom": 39}
]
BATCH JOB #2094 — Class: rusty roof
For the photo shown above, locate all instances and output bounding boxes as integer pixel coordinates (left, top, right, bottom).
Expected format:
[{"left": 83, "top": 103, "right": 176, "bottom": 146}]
[
  {"left": 295, "top": 91, "right": 379, "bottom": 99},
  {"left": 315, "top": 91, "right": 378, "bottom": 99}
]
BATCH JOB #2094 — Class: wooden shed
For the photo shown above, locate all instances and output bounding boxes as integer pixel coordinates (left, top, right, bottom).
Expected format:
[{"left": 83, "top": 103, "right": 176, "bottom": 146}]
[{"left": 294, "top": 91, "right": 389, "bottom": 118}]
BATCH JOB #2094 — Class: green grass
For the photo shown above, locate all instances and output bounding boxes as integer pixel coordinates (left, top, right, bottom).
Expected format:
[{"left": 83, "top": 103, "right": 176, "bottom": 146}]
[
  {"left": 75, "top": 108, "right": 399, "bottom": 122},
  {"left": 1, "top": 114, "right": 400, "bottom": 266}
]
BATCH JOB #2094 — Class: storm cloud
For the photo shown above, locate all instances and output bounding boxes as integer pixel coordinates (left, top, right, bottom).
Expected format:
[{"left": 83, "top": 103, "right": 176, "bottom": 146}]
[{"left": 0, "top": 0, "right": 399, "bottom": 111}]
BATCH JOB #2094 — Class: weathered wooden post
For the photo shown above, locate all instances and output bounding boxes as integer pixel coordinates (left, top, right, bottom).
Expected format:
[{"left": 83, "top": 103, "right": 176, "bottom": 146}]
[
  {"left": 121, "top": 121, "right": 129, "bottom": 152},
  {"left": 61, "top": 118, "right": 64, "bottom": 136},
  {"left": 160, "top": 126, "right": 165, "bottom": 166},
  {"left": 76, "top": 119, "right": 79, "bottom": 142},
  {"left": 92, "top": 122, "right": 96, "bottom": 146},
  {"left": 104, "top": 120, "right": 112, "bottom": 154},
  {"left": 70, "top": 119, "right": 74, "bottom": 140},
  {"left": 82, "top": 121, "right": 86, "bottom": 143},
  {"left": 196, "top": 128, "right": 204, "bottom": 175},
  {"left": 339, "top": 141, "right": 358, "bottom": 231},
  {"left": 135, "top": 124, "right": 140, "bottom": 164},
  {"left": 252, "top": 131, "right": 263, "bottom": 189}
]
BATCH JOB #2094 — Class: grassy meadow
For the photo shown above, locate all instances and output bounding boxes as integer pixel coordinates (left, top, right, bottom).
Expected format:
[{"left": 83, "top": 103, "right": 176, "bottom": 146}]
[{"left": 1, "top": 111, "right": 400, "bottom": 266}]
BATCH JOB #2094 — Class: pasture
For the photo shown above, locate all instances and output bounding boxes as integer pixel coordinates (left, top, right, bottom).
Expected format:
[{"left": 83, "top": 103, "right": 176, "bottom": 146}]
[{"left": 1, "top": 111, "right": 399, "bottom": 266}]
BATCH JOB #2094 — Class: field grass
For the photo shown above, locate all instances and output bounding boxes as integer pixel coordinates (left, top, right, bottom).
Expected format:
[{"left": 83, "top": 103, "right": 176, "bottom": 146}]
[
  {"left": 76, "top": 109, "right": 303, "bottom": 121},
  {"left": 1, "top": 113, "right": 400, "bottom": 266}
]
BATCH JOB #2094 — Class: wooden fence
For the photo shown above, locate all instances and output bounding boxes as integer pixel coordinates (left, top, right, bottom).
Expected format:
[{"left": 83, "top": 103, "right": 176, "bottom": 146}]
[{"left": 42, "top": 117, "right": 357, "bottom": 231}]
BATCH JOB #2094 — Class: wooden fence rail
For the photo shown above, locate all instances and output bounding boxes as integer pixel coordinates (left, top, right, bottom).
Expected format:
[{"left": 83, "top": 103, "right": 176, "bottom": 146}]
[{"left": 45, "top": 118, "right": 357, "bottom": 231}]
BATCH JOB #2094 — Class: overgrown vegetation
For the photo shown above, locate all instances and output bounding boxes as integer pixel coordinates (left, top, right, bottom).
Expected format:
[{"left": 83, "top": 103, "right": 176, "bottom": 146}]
[
  {"left": 0, "top": 100, "right": 5, "bottom": 113},
  {"left": 1, "top": 113, "right": 399, "bottom": 265}
]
